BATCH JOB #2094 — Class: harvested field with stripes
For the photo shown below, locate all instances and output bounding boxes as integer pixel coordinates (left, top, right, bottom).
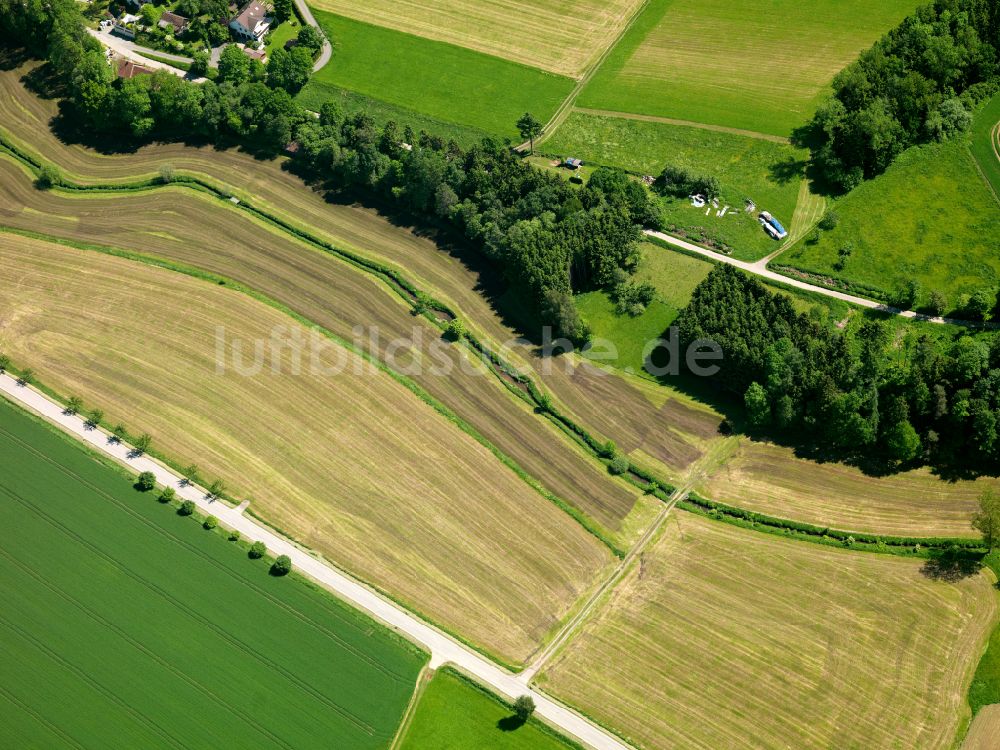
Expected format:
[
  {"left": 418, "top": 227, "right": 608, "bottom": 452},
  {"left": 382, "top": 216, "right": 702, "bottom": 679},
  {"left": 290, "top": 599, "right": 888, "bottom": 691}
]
[
  {"left": 0, "top": 231, "right": 616, "bottom": 665},
  {"left": 0, "top": 153, "right": 650, "bottom": 550},
  {"left": 3, "top": 65, "right": 990, "bottom": 543},
  {"left": 538, "top": 513, "right": 998, "bottom": 750},
  {"left": 578, "top": 0, "right": 920, "bottom": 136},
  {"left": 699, "top": 439, "right": 995, "bottom": 539},
  {"left": 306, "top": 0, "right": 644, "bottom": 78}
]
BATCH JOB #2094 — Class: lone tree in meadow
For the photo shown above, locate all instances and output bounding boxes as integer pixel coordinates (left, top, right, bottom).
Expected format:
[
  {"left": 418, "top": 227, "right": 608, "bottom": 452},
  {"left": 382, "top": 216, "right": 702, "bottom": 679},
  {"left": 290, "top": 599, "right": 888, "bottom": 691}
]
[
  {"left": 516, "top": 112, "right": 542, "bottom": 154},
  {"left": 972, "top": 488, "right": 1000, "bottom": 551},
  {"left": 513, "top": 695, "right": 535, "bottom": 722}
]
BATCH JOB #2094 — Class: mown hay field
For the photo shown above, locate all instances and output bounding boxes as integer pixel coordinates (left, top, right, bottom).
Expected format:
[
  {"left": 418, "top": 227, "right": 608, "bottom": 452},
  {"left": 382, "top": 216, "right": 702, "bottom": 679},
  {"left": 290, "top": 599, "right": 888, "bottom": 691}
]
[
  {"left": 963, "top": 704, "right": 1000, "bottom": 750},
  {"left": 777, "top": 140, "right": 1000, "bottom": 309},
  {"left": 545, "top": 111, "right": 808, "bottom": 259},
  {"left": 0, "top": 153, "right": 649, "bottom": 549},
  {"left": 0, "top": 232, "right": 616, "bottom": 665},
  {"left": 538, "top": 512, "right": 998, "bottom": 750},
  {"left": 3, "top": 66, "right": 987, "bottom": 541},
  {"left": 298, "top": 12, "right": 573, "bottom": 138},
  {"left": 578, "top": 0, "right": 921, "bottom": 136},
  {"left": 307, "top": 0, "right": 643, "bottom": 78},
  {"left": 700, "top": 439, "right": 993, "bottom": 538},
  {"left": 0, "top": 398, "right": 424, "bottom": 749},
  {"left": 397, "top": 669, "right": 578, "bottom": 750}
]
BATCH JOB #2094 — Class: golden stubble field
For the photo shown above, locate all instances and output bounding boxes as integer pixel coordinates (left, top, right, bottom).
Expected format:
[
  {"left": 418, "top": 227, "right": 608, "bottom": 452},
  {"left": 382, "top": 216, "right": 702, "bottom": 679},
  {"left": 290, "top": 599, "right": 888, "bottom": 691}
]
[
  {"left": 1, "top": 66, "right": 991, "bottom": 540},
  {"left": 0, "top": 233, "right": 616, "bottom": 665},
  {"left": 306, "top": 0, "right": 644, "bottom": 78},
  {"left": 537, "top": 512, "right": 998, "bottom": 750}
]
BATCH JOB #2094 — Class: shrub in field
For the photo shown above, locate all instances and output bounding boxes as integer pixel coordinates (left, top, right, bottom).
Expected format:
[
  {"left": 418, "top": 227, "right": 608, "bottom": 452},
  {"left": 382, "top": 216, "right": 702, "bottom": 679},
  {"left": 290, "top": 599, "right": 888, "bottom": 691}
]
[
  {"left": 444, "top": 319, "right": 465, "bottom": 341},
  {"left": 178, "top": 499, "right": 195, "bottom": 516},
  {"left": 271, "top": 554, "right": 292, "bottom": 576},
  {"left": 35, "top": 165, "right": 61, "bottom": 189},
  {"left": 249, "top": 541, "right": 266, "bottom": 559},
  {"left": 158, "top": 487, "right": 176, "bottom": 504},
  {"left": 608, "top": 454, "right": 629, "bottom": 475},
  {"left": 135, "top": 471, "right": 156, "bottom": 492},
  {"left": 203, "top": 515, "right": 218, "bottom": 530}
]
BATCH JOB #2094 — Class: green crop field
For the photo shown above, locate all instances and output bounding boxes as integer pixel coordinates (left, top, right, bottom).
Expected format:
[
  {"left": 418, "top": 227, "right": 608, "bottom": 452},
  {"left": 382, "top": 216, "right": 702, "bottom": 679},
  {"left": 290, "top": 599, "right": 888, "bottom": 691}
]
[
  {"left": 0, "top": 397, "right": 424, "bottom": 749},
  {"left": 577, "top": 0, "right": 920, "bottom": 136},
  {"left": 970, "top": 92, "right": 1000, "bottom": 200},
  {"left": 397, "top": 669, "right": 579, "bottom": 750},
  {"left": 297, "top": 11, "right": 573, "bottom": 139},
  {"left": 776, "top": 140, "right": 1000, "bottom": 311},
  {"left": 545, "top": 111, "right": 808, "bottom": 259}
]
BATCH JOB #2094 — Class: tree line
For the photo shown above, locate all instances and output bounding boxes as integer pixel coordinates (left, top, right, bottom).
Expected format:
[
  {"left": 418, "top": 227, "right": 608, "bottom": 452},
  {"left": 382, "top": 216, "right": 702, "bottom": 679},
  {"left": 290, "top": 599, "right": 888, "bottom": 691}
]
[
  {"left": 0, "top": 0, "right": 659, "bottom": 340},
  {"left": 676, "top": 265, "right": 1000, "bottom": 476},
  {"left": 811, "top": 0, "right": 1000, "bottom": 190}
]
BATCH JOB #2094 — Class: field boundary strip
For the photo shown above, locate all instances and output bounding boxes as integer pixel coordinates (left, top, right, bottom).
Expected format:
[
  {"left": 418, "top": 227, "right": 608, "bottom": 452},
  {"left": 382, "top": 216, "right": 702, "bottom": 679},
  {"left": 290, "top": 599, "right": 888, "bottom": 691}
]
[
  {"left": 570, "top": 107, "right": 793, "bottom": 144},
  {"left": 0, "top": 138, "right": 983, "bottom": 556}
]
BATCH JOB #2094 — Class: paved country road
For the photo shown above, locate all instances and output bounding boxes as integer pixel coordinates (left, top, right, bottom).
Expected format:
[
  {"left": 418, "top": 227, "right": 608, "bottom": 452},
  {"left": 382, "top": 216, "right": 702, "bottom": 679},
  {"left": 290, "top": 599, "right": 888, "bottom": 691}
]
[
  {"left": 645, "top": 229, "right": 990, "bottom": 327},
  {"left": 0, "top": 372, "right": 633, "bottom": 750},
  {"left": 292, "top": 0, "right": 332, "bottom": 72}
]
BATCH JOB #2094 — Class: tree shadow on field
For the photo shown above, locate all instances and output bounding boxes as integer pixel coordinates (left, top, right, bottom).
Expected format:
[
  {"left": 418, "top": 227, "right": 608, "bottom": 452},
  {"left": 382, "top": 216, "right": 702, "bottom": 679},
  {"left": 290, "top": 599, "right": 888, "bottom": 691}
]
[
  {"left": 921, "top": 548, "right": 984, "bottom": 582},
  {"left": 767, "top": 156, "right": 807, "bottom": 185},
  {"left": 496, "top": 715, "right": 526, "bottom": 732}
]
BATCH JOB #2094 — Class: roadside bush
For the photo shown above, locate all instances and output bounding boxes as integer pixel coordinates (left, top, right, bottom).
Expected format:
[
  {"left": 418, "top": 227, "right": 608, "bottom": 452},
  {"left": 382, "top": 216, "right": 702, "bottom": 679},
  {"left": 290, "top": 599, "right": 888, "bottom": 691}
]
[
  {"left": 270, "top": 554, "right": 292, "bottom": 576},
  {"left": 17, "top": 368, "right": 34, "bottom": 386},
  {"left": 248, "top": 541, "right": 266, "bottom": 559},
  {"left": 207, "top": 479, "right": 226, "bottom": 498},
  {"left": 608, "top": 454, "right": 629, "bottom": 475},
  {"left": 85, "top": 408, "right": 103, "bottom": 428},
  {"left": 228, "top": 530, "right": 241, "bottom": 542},
  {"left": 600, "top": 440, "right": 617, "bottom": 458},
  {"left": 178, "top": 499, "right": 195, "bottom": 516},
  {"left": 158, "top": 487, "right": 175, "bottom": 504},
  {"left": 203, "top": 515, "right": 218, "bottom": 530},
  {"left": 0, "top": 354, "right": 8, "bottom": 372},
  {"left": 135, "top": 471, "right": 156, "bottom": 492},
  {"left": 64, "top": 396, "right": 83, "bottom": 415}
]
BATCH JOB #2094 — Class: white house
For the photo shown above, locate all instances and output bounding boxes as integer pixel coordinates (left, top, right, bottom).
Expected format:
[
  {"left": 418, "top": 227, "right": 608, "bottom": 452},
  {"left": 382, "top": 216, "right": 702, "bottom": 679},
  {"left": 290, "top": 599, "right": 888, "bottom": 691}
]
[{"left": 229, "top": 1, "right": 271, "bottom": 42}]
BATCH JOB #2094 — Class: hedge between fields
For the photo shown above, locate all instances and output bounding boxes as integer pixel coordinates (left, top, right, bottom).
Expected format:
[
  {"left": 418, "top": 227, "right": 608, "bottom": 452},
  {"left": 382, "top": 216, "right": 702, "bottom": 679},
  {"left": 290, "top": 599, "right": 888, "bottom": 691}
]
[{"left": 0, "top": 136, "right": 985, "bottom": 558}]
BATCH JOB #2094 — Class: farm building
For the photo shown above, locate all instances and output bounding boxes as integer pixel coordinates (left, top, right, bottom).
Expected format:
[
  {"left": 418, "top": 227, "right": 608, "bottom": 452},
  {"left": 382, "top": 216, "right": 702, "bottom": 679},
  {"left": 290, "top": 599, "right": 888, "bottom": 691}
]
[
  {"left": 564, "top": 157, "right": 583, "bottom": 170},
  {"left": 242, "top": 44, "right": 267, "bottom": 62},
  {"left": 230, "top": 1, "right": 271, "bottom": 42}
]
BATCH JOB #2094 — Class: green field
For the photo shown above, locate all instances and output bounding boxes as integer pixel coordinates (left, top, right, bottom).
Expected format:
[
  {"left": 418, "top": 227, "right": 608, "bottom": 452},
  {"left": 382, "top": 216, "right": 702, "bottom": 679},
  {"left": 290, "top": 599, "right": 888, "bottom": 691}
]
[
  {"left": 970, "top": 92, "right": 1000, "bottom": 200},
  {"left": 0, "top": 397, "right": 425, "bottom": 749},
  {"left": 545, "top": 111, "right": 806, "bottom": 258},
  {"left": 776, "top": 139, "right": 1000, "bottom": 310},
  {"left": 577, "top": 0, "right": 920, "bottom": 136},
  {"left": 297, "top": 11, "right": 573, "bottom": 139},
  {"left": 576, "top": 244, "right": 712, "bottom": 373},
  {"left": 398, "top": 669, "right": 578, "bottom": 750}
]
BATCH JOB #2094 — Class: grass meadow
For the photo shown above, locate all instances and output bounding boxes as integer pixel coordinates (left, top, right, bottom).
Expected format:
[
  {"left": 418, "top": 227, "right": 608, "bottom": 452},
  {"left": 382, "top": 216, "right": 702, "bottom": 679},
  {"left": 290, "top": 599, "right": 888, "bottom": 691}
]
[
  {"left": 307, "top": 0, "right": 643, "bottom": 77},
  {"left": 397, "top": 669, "right": 579, "bottom": 750},
  {"left": 970, "top": 92, "right": 1000, "bottom": 200},
  {"left": 298, "top": 11, "right": 573, "bottom": 138},
  {"left": 545, "top": 111, "right": 807, "bottom": 258},
  {"left": 539, "top": 512, "right": 998, "bottom": 750},
  {"left": 577, "top": 0, "right": 920, "bottom": 136},
  {"left": 0, "top": 398, "right": 424, "bottom": 749},
  {"left": 777, "top": 140, "right": 1000, "bottom": 311},
  {"left": 0, "top": 229, "right": 614, "bottom": 666}
]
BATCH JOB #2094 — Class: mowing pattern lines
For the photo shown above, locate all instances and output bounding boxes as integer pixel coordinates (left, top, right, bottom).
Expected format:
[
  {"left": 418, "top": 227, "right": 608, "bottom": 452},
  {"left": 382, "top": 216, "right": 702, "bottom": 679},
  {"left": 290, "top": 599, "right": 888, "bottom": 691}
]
[
  {"left": 579, "top": 0, "right": 921, "bottom": 136},
  {"left": 538, "top": 513, "right": 997, "bottom": 750},
  {"left": 0, "top": 230, "right": 613, "bottom": 665},
  {"left": 307, "top": 0, "right": 645, "bottom": 77}
]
